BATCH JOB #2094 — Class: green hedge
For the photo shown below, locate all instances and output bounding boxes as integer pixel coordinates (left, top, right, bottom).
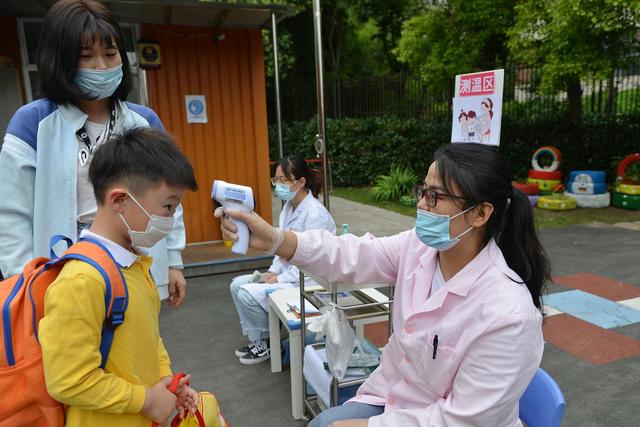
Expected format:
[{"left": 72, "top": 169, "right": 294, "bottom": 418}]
[{"left": 269, "top": 114, "right": 640, "bottom": 186}]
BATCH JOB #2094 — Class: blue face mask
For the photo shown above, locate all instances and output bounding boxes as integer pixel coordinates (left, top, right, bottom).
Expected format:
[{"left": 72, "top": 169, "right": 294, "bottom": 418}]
[
  {"left": 415, "top": 206, "right": 476, "bottom": 251},
  {"left": 274, "top": 183, "right": 296, "bottom": 201},
  {"left": 75, "top": 64, "right": 123, "bottom": 100}
]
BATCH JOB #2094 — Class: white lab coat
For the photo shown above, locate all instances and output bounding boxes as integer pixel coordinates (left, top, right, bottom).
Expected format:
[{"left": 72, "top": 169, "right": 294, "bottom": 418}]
[{"left": 240, "top": 190, "right": 336, "bottom": 309}]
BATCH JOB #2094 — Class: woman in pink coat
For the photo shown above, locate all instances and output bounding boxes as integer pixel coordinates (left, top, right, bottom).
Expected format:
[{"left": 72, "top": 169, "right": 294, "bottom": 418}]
[{"left": 216, "top": 143, "right": 551, "bottom": 427}]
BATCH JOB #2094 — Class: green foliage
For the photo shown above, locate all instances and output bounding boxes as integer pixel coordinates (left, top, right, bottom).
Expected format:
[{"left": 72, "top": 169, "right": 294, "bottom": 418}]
[
  {"left": 370, "top": 166, "right": 420, "bottom": 201},
  {"left": 508, "top": 0, "right": 640, "bottom": 94},
  {"left": 624, "top": 163, "right": 640, "bottom": 184},
  {"left": 353, "top": 0, "right": 423, "bottom": 72},
  {"left": 395, "top": 0, "right": 517, "bottom": 92},
  {"left": 269, "top": 114, "right": 640, "bottom": 186},
  {"left": 262, "top": 30, "right": 295, "bottom": 80},
  {"left": 399, "top": 194, "right": 418, "bottom": 207}
]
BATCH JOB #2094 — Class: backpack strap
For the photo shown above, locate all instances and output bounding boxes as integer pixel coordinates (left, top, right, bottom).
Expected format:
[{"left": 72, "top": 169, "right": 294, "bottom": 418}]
[
  {"left": 48, "top": 235, "right": 74, "bottom": 259},
  {"left": 50, "top": 238, "right": 128, "bottom": 369}
]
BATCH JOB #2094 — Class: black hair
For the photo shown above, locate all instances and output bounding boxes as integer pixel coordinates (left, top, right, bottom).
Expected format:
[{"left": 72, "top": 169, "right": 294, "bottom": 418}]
[
  {"left": 90, "top": 127, "right": 198, "bottom": 203},
  {"left": 36, "top": 0, "right": 132, "bottom": 104},
  {"left": 433, "top": 143, "right": 550, "bottom": 310},
  {"left": 278, "top": 154, "right": 323, "bottom": 198}
]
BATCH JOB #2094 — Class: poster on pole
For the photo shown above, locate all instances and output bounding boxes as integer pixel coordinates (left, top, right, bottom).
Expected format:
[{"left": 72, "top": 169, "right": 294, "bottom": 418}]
[
  {"left": 451, "top": 69, "right": 504, "bottom": 146},
  {"left": 185, "top": 95, "right": 207, "bottom": 123}
]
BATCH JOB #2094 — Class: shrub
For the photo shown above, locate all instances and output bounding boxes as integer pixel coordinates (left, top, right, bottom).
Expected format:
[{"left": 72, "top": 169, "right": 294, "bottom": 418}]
[
  {"left": 269, "top": 113, "right": 640, "bottom": 186},
  {"left": 370, "top": 166, "right": 420, "bottom": 201}
]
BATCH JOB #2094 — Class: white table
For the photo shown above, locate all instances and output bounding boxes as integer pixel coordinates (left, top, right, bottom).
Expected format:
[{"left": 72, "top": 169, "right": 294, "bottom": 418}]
[{"left": 268, "top": 284, "right": 391, "bottom": 420}]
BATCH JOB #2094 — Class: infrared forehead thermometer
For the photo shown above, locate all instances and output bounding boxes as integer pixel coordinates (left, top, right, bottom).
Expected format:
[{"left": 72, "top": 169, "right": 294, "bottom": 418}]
[{"left": 212, "top": 180, "right": 254, "bottom": 254}]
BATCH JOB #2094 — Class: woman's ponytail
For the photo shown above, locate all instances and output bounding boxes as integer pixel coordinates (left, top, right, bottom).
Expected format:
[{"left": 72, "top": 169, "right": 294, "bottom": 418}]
[
  {"left": 496, "top": 188, "right": 550, "bottom": 309},
  {"left": 308, "top": 169, "right": 323, "bottom": 198}
]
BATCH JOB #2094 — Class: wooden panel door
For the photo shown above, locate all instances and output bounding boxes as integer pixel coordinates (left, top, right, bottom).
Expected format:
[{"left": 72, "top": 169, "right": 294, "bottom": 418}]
[{"left": 141, "top": 24, "right": 272, "bottom": 243}]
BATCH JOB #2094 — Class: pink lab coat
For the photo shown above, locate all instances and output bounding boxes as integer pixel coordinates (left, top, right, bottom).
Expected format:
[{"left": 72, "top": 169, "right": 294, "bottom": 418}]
[{"left": 291, "top": 229, "right": 543, "bottom": 427}]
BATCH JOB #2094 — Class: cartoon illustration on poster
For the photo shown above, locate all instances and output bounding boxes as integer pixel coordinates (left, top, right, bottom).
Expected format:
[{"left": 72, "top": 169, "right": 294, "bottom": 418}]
[{"left": 451, "top": 69, "right": 504, "bottom": 146}]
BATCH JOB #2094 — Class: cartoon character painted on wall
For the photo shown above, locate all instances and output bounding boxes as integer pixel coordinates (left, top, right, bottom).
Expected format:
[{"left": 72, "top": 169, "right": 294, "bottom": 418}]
[
  {"left": 458, "top": 110, "right": 469, "bottom": 141},
  {"left": 479, "top": 97, "right": 493, "bottom": 143},
  {"left": 467, "top": 110, "right": 477, "bottom": 142}
]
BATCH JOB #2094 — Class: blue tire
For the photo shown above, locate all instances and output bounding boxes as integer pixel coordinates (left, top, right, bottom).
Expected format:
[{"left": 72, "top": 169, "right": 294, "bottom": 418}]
[
  {"left": 566, "top": 181, "right": 607, "bottom": 195},
  {"left": 567, "top": 170, "right": 606, "bottom": 184}
]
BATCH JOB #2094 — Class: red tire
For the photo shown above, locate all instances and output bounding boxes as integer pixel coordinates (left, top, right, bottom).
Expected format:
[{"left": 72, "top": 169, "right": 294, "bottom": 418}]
[
  {"left": 528, "top": 169, "right": 562, "bottom": 180},
  {"left": 512, "top": 182, "right": 540, "bottom": 195},
  {"left": 617, "top": 153, "right": 640, "bottom": 179}
]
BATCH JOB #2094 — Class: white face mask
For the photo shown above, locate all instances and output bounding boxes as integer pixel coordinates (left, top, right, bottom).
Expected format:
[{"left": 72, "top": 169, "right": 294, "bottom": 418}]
[{"left": 119, "top": 193, "right": 173, "bottom": 248}]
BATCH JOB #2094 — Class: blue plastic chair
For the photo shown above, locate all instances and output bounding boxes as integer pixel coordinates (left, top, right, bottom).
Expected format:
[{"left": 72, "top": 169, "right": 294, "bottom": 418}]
[{"left": 519, "top": 368, "right": 566, "bottom": 427}]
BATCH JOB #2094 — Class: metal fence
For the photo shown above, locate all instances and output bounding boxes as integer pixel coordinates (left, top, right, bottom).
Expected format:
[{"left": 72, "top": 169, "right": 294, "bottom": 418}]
[{"left": 268, "top": 62, "right": 640, "bottom": 123}]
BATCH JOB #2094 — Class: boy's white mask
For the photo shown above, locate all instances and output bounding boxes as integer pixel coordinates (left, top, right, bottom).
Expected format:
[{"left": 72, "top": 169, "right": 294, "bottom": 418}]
[{"left": 119, "top": 192, "right": 173, "bottom": 248}]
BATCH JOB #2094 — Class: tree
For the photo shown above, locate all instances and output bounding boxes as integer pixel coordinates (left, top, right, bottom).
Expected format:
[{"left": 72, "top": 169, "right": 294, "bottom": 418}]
[
  {"left": 395, "top": 0, "right": 517, "bottom": 94},
  {"left": 353, "top": 0, "right": 423, "bottom": 72},
  {"left": 508, "top": 0, "right": 640, "bottom": 122}
]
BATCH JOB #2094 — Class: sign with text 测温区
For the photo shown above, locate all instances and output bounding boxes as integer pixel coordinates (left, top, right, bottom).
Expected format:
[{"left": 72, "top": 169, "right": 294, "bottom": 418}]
[{"left": 451, "top": 69, "right": 504, "bottom": 146}]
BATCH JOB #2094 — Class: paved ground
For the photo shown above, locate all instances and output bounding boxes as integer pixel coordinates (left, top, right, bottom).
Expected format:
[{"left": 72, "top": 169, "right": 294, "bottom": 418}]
[{"left": 161, "top": 196, "right": 640, "bottom": 427}]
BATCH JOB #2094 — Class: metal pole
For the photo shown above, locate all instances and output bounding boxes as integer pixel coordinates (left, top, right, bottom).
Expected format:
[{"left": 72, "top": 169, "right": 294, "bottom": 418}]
[
  {"left": 312, "top": 0, "right": 330, "bottom": 210},
  {"left": 271, "top": 12, "right": 284, "bottom": 160}
]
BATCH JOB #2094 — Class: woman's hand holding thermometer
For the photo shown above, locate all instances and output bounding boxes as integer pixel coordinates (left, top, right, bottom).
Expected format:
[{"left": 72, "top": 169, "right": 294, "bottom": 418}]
[{"left": 212, "top": 180, "right": 286, "bottom": 255}]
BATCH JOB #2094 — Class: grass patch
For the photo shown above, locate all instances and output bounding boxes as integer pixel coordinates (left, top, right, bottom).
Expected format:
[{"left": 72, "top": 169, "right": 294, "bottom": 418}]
[
  {"left": 332, "top": 187, "right": 417, "bottom": 217},
  {"left": 332, "top": 187, "right": 640, "bottom": 229}
]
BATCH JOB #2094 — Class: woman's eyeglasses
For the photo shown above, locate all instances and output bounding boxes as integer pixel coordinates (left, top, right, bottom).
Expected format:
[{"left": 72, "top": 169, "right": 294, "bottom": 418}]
[
  {"left": 413, "top": 184, "right": 468, "bottom": 208},
  {"left": 271, "top": 176, "right": 298, "bottom": 186}
]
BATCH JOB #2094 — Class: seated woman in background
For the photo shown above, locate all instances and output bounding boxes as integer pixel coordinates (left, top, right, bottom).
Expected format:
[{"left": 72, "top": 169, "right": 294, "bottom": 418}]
[
  {"left": 228, "top": 154, "right": 336, "bottom": 365},
  {"left": 217, "top": 143, "right": 550, "bottom": 426}
]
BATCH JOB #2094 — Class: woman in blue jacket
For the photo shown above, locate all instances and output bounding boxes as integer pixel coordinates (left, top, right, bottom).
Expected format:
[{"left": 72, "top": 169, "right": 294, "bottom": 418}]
[{"left": 0, "top": 0, "right": 188, "bottom": 306}]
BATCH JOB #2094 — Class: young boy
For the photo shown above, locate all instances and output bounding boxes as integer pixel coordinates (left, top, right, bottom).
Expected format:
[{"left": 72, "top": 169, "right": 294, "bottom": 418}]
[{"left": 39, "top": 127, "right": 199, "bottom": 426}]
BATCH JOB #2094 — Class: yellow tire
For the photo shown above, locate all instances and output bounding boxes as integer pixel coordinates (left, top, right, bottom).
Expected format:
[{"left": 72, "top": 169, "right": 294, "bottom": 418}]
[
  {"left": 537, "top": 194, "right": 577, "bottom": 211},
  {"left": 527, "top": 178, "right": 562, "bottom": 193},
  {"left": 615, "top": 183, "right": 640, "bottom": 195}
]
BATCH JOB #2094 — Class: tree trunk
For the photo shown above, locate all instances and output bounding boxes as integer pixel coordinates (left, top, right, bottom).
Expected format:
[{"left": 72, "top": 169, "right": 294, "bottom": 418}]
[{"left": 567, "top": 78, "right": 582, "bottom": 122}]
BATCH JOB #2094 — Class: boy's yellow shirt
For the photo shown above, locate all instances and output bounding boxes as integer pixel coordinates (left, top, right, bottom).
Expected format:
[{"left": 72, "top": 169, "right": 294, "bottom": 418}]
[{"left": 39, "top": 234, "right": 172, "bottom": 427}]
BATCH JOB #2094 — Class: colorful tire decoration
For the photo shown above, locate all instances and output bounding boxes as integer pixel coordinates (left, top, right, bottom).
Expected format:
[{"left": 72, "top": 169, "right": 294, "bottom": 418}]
[
  {"left": 513, "top": 182, "right": 539, "bottom": 196},
  {"left": 537, "top": 194, "right": 577, "bottom": 211},
  {"left": 528, "top": 147, "right": 562, "bottom": 195},
  {"left": 528, "top": 169, "right": 563, "bottom": 180},
  {"left": 616, "top": 153, "right": 640, "bottom": 180},
  {"left": 612, "top": 192, "right": 640, "bottom": 210},
  {"left": 568, "top": 170, "right": 606, "bottom": 183},
  {"left": 615, "top": 183, "right": 640, "bottom": 195},
  {"left": 565, "top": 169, "right": 609, "bottom": 207},
  {"left": 564, "top": 191, "right": 610, "bottom": 208},
  {"left": 527, "top": 178, "right": 562, "bottom": 193},
  {"left": 613, "top": 154, "right": 640, "bottom": 210},
  {"left": 567, "top": 181, "right": 607, "bottom": 195},
  {"left": 532, "top": 146, "right": 562, "bottom": 172}
]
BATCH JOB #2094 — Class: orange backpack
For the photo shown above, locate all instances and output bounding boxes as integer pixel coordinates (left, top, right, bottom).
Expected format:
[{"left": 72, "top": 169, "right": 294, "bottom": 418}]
[{"left": 0, "top": 236, "right": 127, "bottom": 427}]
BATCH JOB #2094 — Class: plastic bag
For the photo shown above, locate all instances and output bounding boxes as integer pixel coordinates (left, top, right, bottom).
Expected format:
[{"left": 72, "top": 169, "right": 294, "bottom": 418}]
[
  {"left": 349, "top": 337, "right": 379, "bottom": 369},
  {"left": 308, "top": 304, "right": 356, "bottom": 380}
]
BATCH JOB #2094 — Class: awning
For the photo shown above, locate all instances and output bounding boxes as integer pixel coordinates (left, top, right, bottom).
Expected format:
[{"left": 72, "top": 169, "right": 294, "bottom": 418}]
[{"left": 0, "top": 0, "right": 294, "bottom": 29}]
